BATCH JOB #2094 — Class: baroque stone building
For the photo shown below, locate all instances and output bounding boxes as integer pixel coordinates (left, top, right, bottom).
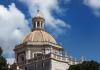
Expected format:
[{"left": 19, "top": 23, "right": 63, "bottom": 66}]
[{"left": 14, "top": 10, "right": 78, "bottom": 70}]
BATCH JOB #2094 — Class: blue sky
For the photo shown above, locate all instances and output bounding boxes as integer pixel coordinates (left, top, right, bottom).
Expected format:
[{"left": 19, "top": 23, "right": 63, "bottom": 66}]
[{"left": 0, "top": 0, "right": 100, "bottom": 63}]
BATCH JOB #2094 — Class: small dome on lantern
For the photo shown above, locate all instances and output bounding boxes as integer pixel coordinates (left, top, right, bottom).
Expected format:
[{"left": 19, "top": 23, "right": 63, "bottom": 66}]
[{"left": 32, "top": 10, "right": 45, "bottom": 30}]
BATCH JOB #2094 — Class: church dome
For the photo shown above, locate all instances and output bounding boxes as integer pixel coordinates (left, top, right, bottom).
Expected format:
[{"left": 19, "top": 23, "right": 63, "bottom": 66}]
[
  {"left": 23, "top": 10, "right": 58, "bottom": 45},
  {"left": 23, "top": 30, "right": 57, "bottom": 44}
]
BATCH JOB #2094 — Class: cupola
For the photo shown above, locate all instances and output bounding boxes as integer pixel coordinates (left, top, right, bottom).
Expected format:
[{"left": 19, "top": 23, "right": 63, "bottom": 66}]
[{"left": 32, "top": 10, "right": 45, "bottom": 30}]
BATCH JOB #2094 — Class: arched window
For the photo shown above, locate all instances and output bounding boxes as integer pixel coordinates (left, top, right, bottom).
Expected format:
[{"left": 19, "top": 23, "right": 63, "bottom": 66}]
[
  {"left": 33, "top": 23, "right": 36, "bottom": 28},
  {"left": 18, "top": 54, "right": 25, "bottom": 64},
  {"left": 37, "top": 22, "right": 40, "bottom": 28},
  {"left": 21, "top": 56, "right": 24, "bottom": 61}
]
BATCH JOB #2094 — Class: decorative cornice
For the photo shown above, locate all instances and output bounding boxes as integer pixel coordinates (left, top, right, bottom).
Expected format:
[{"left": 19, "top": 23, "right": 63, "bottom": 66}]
[{"left": 14, "top": 41, "right": 63, "bottom": 51}]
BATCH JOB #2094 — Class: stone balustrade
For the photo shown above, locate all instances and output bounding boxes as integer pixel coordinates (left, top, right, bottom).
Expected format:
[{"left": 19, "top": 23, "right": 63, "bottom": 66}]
[
  {"left": 26, "top": 53, "right": 78, "bottom": 65},
  {"left": 50, "top": 53, "right": 78, "bottom": 65}
]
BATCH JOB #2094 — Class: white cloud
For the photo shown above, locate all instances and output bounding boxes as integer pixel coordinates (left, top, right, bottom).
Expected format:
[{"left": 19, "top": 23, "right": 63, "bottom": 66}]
[
  {"left": 0, "top": 3, "right": 30, "bottom": 63},
  {"left": 84, "top": 0, "right": 100, "bottom": 16},
  {"left": 19, "top": 0, "right": 71, "bottom": 37},
  {"left": 6, "top": 58, "right": 15, "bottom": 65},
  {"left": 0, "top": 0, "right": 70, "bottom": 64}
]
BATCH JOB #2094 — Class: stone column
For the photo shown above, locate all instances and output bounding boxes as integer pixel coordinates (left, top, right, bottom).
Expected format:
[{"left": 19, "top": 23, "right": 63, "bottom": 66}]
[{"left": 26, "top": 50, "right": 31, "bottom": 59}]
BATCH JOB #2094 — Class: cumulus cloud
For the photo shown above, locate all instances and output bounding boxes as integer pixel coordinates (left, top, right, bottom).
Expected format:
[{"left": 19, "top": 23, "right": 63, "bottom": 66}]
[
  {"left": 84, "top": 0, "right": 100, "bottom": 16},
  {"left": 0, "top": 0, "right": 70, "bottom": 64},
  {"left": 6, "top": 58, "right": 15, "bottom": 65},
  {"left": 19, "top": 0, "right": 71, "bottom": 37},
  {"left": 0, "top": 3, "right": 30, "bottom": 62}
]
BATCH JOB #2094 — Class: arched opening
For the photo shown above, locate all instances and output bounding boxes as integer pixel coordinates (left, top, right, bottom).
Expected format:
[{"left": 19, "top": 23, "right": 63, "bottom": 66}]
[{"left": 37, "top": 22, "right": 40, "bottom": 28}]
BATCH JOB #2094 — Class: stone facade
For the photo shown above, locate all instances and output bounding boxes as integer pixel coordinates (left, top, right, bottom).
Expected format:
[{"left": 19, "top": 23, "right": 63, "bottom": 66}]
[{"left": 14, "top": 10, "right": 78, "bottom": 70}]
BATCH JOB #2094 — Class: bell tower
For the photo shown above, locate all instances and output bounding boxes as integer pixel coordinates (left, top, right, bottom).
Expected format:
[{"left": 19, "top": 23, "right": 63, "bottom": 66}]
[{"left": 32, "top": 10, "right": 45, "bottom": 30}]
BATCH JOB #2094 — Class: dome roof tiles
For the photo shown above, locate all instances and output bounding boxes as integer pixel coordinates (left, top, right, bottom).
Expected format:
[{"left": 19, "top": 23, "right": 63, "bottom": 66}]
[{"left": 23, "top": 30, "right": 57, "bottom": 44}]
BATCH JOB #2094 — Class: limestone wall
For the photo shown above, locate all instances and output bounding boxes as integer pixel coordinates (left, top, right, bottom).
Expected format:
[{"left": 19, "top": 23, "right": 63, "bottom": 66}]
[{"left": 51, "top": 59, "right": 69, "bottom": 70}]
